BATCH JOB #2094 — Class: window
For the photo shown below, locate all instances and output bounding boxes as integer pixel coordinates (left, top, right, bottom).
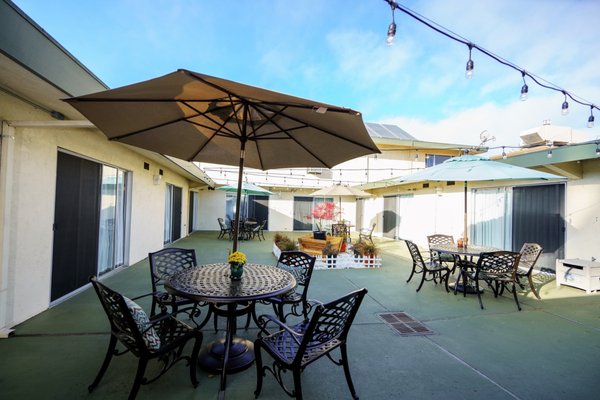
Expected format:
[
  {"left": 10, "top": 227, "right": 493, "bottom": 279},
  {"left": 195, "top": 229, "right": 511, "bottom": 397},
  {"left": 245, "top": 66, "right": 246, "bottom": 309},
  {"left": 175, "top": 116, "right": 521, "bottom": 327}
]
[
  {"left": 426, "top": 154, "right": 451, "bottom": 168},
  {"left": 98, "top": 166, "right": 130, "bottom": 275}
]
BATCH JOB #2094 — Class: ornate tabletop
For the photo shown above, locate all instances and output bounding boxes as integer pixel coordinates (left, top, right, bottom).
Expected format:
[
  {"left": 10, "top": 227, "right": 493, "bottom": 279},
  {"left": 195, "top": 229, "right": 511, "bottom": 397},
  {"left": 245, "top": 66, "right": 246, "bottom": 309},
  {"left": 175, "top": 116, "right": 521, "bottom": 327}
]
[
  {"left": 166, "top": 263, "right": 296, "bottom": 303},
  {"left": 430, "top": 243, "right": 500, "bottom": 257}
]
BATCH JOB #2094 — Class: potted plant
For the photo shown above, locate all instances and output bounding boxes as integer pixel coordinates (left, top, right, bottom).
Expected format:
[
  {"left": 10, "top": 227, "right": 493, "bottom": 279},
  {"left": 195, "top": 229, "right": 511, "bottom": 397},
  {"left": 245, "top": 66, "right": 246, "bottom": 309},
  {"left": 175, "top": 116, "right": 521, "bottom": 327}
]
[
  {"left": 360, "top": 242, "right": 379, "bottom": 265},
  {"left": 322, "top": 242, "right": 340, "bottom": 268},
  {"left": 308, "top": 201, "right": 336, "bottom": 238}
]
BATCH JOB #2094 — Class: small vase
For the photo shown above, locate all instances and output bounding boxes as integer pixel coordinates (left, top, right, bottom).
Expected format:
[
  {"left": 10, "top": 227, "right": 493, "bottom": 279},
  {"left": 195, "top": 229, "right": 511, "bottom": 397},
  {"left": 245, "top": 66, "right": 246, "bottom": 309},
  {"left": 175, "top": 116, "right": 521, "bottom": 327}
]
[{"left": 229, "top": 262, "right": 244, "bottom": 280}]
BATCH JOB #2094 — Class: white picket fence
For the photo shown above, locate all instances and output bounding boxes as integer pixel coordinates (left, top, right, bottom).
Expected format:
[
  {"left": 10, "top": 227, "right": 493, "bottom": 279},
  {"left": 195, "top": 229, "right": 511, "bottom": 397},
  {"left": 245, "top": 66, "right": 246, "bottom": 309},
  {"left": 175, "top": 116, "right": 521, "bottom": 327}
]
[{"left": 272, "top": 243, "right": 382, "bottom": 270}]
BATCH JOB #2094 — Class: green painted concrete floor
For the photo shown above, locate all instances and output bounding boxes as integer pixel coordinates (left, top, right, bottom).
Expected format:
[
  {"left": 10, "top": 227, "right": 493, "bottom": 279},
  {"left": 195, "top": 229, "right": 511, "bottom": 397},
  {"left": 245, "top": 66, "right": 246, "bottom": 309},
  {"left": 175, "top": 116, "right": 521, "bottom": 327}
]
[{"left": 2, "top": 231, "right": 599, "bottom": 400}]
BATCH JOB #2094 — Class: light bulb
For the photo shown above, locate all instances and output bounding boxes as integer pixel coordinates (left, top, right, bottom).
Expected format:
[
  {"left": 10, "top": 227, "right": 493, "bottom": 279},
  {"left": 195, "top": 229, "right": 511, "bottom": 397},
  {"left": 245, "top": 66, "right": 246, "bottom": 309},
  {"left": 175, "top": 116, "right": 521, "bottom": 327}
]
[
  {"left": 465, "top": 45, "right": 474, "bottom": 79},
  {"left": 502, "top": 147, "right": 507, "bottom": 159},
  {"left": 588, "top": 115, "right": 595, "bottom": 128},
  {"left": 520, "top": 84, "right": 528, "bottom": 101},
  {"left": 465, "top": 59, "right": 474, "bottom": 79},
  {"left": 561, "top": 92, "right": 569, "bottom": 115},
  {"left": 547, "top": 149, "right": 553, "bottom": 158},
  {"left": 596, "top": 146, "right": 600, "bottom": 157},
  {"left": 386, "top": 22, "right": 396, "bottom": 46}
]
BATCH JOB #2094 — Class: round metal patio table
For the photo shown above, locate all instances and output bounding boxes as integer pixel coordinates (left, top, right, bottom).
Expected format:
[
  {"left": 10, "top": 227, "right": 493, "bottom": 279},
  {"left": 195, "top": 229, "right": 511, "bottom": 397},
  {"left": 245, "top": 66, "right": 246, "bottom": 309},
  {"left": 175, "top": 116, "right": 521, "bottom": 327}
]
[
  {"left": 165, "top": 263, "right": 296, "bottom": 395},
  {"left": 429, "top": 243, "right": 500, "bottom": 294}
]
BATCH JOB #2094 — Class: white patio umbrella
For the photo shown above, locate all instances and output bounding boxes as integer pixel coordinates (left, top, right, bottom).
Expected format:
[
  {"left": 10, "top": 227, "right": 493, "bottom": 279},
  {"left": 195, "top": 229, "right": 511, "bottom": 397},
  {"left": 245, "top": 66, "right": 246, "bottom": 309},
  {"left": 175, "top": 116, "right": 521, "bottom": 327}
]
[
  {"left": 395, "top": 155, "right": 565, "bottom": 243},
  {"left": 310, "top": 184, "right": 371, "bottom": 221},
  {"left": 65, "top": 69, "right": 380, "bottom": 251}
]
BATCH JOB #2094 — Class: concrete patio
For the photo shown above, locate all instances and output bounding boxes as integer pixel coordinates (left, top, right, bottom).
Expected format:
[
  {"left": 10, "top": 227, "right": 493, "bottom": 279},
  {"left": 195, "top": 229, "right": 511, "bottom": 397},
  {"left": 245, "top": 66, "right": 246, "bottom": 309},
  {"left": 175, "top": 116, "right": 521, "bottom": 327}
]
[{"left": 1, "top": 231, "right": 599, "bottom": 399}]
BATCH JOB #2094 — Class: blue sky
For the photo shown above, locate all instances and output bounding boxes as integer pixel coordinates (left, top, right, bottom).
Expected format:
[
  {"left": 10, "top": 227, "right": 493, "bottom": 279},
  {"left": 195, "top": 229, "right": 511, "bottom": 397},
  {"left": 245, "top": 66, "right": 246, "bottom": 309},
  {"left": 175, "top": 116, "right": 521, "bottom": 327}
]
[{"left": 14, "top": 0, "right": 600, "bottom": 150}]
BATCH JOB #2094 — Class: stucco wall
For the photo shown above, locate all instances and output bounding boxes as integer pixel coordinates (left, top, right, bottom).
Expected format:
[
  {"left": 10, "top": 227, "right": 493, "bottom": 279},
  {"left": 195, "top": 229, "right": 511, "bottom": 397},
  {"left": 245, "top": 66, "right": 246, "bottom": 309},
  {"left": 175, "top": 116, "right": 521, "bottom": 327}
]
[
  {"left": 565, "top": 160, "right": 600, "bottom": 260},
  {"left": 1, "top": 93, "right": 195, "bottom": 329}
]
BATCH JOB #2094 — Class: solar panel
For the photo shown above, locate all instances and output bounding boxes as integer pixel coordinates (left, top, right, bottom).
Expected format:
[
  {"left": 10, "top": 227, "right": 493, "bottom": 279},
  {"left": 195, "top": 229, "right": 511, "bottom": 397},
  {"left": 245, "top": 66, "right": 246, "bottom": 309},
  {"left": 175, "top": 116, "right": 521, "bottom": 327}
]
[{"left": 365, "top": 123, "right": 416, "bottom": 140}]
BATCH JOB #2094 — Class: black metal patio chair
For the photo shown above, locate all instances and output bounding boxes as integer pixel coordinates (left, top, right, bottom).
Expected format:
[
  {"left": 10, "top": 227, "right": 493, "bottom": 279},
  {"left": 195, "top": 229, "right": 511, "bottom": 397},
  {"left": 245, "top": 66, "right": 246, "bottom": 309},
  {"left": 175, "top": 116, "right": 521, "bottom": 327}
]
[
  {"left": 358, "top": 222, "right": 376, "bottom": 244},
  {"left": 404, "top": 239, "right": 452, "bottom": 292},
  {"left": 89, "top": 276, "right": 203, "bottom": 400},
  {"left": 468, "top": 251, "right": 522, "bottom": 311},
  {"left": 250, "top": 219, "right": 268, "bottom": 241},
  {"left": 259, "top": 251, "right": 317, "bottom": 323},
  {"left": 427, "top": 234, "right": 456, "bottom": 270},
  {"left": 148, "top": 248, "right": 213, "bottom": 328},
  {"left": 217, "top": 217, "right": 232, "bottom": 239},
  {"left": 516, "top": 242, "right": 543, "bottom": 299},
  {"left": 254, "top": 288, "right": 368, "bottom": 400}
]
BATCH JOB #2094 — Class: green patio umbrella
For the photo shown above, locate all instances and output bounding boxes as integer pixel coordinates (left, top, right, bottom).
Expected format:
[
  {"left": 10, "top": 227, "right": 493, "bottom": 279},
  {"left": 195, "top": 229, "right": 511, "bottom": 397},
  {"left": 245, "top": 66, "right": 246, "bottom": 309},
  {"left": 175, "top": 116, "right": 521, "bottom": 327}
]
[
  {"left": 216, "top": 182, "right": 273, "bottom": 222},
  {"left": 65, "top": 69, "right": 379, "bottom": 251},
  {"left": 395, "top": 155, "right": 565, "bottom": 243}
]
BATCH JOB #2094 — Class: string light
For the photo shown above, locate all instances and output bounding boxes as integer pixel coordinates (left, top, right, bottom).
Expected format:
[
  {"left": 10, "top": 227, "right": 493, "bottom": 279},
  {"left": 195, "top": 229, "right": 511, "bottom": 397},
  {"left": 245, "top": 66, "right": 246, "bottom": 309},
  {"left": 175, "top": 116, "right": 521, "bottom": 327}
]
[
  {"left": 596, "top": 142, "right": 600, "bottom": 157},
  {"left": 382, "top": 0, "right": 598, "bottom": 128},
  {"left": 502, "top": 146, "right": 507, "bottom": 159},
  {"left": 465, "top": 44, "right": 474, "bottom": 79},
  {"left": 588, "top": 106, "right": 595, "bottom": 128},
  {"left": 561, "top": 91, "right": 569, "bottom": 115},
  {"left": 386, "top": 2, "right": 396, "bottom": 46},
  {"left": 520, "top": 71, "right": 528, "bottom": 101}
]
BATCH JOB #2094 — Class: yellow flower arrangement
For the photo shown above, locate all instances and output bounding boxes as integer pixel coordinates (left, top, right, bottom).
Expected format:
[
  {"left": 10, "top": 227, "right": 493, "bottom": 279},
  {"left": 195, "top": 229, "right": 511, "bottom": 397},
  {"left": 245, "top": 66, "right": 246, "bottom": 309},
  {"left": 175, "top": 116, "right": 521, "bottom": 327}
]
[{"left": 228, "top": 251, "right": 247, "bottom": 265}]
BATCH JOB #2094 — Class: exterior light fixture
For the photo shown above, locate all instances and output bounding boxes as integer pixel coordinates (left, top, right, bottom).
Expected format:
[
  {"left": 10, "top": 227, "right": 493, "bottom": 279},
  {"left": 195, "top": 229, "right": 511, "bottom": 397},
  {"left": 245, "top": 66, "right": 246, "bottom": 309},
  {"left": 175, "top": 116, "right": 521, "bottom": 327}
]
[
  {"left": 520, "top": 71, "right": 528, "bottom": 101},
  {"left": 465, "top": 44, "right": 474, "bottom": 79},
  {"left": 588, "top": 106, "right": 595, "bottom": 128},
  {"left": 561, "top": 92, "right": 569, "bottom": 115},
  {"left": 386, "top": 2, "right": 397, "bottom": 46}
]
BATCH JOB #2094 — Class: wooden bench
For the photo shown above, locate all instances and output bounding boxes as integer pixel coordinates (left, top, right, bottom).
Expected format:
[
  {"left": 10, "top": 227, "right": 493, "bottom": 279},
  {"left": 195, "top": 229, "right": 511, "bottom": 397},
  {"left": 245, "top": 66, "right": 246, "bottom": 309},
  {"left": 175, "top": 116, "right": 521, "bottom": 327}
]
[{"left": 298, "top": 235, "right": 343, "bottom": 256}]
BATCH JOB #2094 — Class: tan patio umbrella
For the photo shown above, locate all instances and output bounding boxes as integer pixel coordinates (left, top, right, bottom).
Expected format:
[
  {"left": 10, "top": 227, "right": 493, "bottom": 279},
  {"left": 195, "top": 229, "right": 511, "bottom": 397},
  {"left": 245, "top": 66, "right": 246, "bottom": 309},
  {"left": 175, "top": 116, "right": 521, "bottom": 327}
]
[
  {"left": 65, "top": 69, "right": 380, "bottom": 251},
  {"left": 310, "top": 184, "right": 371, "bottom": 221}
]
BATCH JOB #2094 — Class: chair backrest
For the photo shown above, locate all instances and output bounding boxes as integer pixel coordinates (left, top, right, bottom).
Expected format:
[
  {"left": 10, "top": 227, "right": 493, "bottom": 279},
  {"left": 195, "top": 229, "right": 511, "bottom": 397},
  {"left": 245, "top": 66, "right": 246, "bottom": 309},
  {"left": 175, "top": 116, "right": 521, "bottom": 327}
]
[
  {"left": 148, "top": 248, "right": 197, "bottom": 292},
  {"left": 404, "top": 240, "right": 425, "bottom": 268},
  {"left": 276, "top": 251, "right": 316, "bottom": 297},
  {"left": 519, "top": 243, "right": 543, "bottom": 273},
  {"left": 296, "top": 288, "right": 368, "bottom": 363},
  {"left": 90, "top": 276, "right": 151, "bottom": 356},
  {"left": 331, "top": 223, "right": 347, "bottom": 237},
  {"left": 427, "top": 234, "right": 454, "bottom": 247},
  {"left": 476, "top": 251, "right": 521, "bottom": 277},
  {"left": 218, "top": 217, "right": 228, "bottom": 230}
]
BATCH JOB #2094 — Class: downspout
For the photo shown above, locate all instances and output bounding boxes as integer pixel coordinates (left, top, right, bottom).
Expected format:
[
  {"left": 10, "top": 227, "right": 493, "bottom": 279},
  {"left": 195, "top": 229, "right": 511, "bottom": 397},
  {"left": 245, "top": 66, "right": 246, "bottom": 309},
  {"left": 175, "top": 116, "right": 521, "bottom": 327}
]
[{"left": 0, "top": 121, "right": 15, "bottom": 337}]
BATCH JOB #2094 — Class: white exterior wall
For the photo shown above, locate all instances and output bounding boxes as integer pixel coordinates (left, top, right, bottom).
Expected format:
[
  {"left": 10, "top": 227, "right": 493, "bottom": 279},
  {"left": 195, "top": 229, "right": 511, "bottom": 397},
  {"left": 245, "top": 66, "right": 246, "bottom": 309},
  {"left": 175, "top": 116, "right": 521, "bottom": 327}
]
[
  {"left": 1, "top": 93, "right": 195, "bottom": 330},
  {"left": 565, "top": 160, "right": 600, "bottom": 261}
]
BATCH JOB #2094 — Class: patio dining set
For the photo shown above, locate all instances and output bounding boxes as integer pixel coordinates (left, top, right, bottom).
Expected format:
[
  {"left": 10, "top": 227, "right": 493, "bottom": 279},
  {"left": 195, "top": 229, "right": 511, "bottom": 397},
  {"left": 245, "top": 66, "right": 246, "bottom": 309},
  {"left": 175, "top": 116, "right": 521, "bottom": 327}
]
[
  {"left": 218, "top": 217, "right": 267, "bottom": 242},
  {"left": 88, "top": 247, "right": 367, "bottom": 400},
  {"left": 404, "top": 234, "right": 543, "bottom": 311}
]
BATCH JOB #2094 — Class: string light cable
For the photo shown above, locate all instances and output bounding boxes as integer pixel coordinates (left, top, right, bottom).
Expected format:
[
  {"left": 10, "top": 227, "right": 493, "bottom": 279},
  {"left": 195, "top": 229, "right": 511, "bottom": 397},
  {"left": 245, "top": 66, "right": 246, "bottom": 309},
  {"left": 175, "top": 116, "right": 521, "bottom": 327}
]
[{"left": 383, "top": 0, "right": 598, "bottom": 127}]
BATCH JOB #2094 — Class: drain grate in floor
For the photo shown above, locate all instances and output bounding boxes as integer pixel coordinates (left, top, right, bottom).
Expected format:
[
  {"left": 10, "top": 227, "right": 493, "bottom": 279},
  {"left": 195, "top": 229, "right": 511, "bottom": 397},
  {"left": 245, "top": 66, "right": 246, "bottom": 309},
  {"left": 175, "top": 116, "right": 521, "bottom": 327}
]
[{"left": 377, "top": 312, "right": 434, "bottom": 336}]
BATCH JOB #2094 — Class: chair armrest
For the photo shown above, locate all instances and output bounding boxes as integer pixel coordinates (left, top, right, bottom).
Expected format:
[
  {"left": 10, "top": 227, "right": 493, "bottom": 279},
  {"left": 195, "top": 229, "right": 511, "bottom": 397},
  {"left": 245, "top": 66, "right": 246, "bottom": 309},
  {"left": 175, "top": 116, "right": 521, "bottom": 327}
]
[
  {"left": 256, "top": 314, "right": 303, "bottom": 345},
  {"left": 131, "top": 291, "right": 171, "bottom": 315}
]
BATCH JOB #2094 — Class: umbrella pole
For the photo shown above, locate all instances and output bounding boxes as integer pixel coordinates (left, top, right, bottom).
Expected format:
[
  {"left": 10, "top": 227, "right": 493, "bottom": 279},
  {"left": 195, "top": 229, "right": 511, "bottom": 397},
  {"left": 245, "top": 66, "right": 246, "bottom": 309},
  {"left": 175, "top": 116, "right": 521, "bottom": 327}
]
[
  {"left": 233, "top": 140, "right": 247, "bottom": 252},
  {"left": 464, "top": 181, "right": 468, "bottom": 244}
]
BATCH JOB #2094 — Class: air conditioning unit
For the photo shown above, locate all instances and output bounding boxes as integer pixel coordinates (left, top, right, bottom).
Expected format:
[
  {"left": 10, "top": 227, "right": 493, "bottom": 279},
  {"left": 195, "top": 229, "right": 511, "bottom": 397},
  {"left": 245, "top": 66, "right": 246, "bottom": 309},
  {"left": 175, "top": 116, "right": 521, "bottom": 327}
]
[{"left": 306, "top": 168, "right": 333, "bottom": 179}]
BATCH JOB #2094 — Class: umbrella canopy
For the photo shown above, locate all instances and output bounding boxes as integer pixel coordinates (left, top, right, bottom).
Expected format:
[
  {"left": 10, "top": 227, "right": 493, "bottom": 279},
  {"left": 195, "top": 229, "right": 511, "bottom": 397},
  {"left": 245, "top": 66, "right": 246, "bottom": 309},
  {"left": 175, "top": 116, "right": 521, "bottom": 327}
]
[
  {"left": 65, "top": 69, "right": 379, "bottom": 251},
  {"left": 216, "top": 182, "right": 273, "bottom": 196},
  {"left": 396, "top": 155, "right": 565, "bottom": 242},
  {"left": 310, "top": 184, "right": 371, "bottom": 198},
  {"left": 311, "top": 184, "right": 371, "bottom": 222}
]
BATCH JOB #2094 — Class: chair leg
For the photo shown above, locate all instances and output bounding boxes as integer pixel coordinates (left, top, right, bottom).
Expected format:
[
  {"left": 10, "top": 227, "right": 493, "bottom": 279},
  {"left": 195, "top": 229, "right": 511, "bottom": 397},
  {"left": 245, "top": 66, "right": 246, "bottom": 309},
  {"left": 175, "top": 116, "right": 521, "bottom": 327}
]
[
  {"left": 416, "top": 270, "right": 427, "bottom": 292},
  {"left": 476, "top": 279, "right": 485, "bottom": 310},
  {"left": 129, "top": 357, "right": 148, "bottom": 400},
  {"left": 340, "top": 344, "right": 359, "bottom": 400},
  {"left": 190, "top": 335, "right": 202, "bottom": 388},
  {"left": 512, "top": 283, "right": 522, "bottom": 311},
  {"left": 88, "top": 335, "right": 117, "bottom": 393},
  {"left": 528, "top": 274, "right": 541, "bottom": 299},
  {"left": 292, "top": 368, "right": 303, "bottom": 400},
  {"left": 406, "top": 263, "right": 416, "bottom": 283},
  {"left": 254, "top": 343, "right": 264, "bottom": 398},
  {"left": 443, "top": 269, "right": 450, "bottom": 293}
]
